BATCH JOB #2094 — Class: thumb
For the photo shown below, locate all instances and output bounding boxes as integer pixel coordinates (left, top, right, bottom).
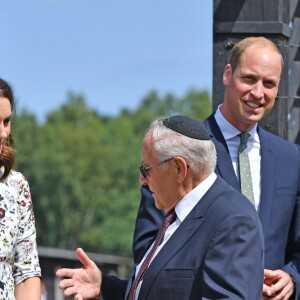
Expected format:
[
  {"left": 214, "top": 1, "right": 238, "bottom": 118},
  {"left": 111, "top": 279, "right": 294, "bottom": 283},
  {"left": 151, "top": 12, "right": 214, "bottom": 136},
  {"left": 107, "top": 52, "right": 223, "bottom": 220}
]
[{"left": 76, "top": 248, "right": 95, "bottom": 269}]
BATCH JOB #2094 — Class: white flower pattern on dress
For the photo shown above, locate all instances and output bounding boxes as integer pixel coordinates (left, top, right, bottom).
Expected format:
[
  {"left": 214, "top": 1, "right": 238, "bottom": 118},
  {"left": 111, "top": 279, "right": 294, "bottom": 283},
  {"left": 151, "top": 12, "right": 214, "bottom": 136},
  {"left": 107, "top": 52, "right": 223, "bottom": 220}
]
[{"left": 0, "top": 170, "right": 41, "bottom": 299}]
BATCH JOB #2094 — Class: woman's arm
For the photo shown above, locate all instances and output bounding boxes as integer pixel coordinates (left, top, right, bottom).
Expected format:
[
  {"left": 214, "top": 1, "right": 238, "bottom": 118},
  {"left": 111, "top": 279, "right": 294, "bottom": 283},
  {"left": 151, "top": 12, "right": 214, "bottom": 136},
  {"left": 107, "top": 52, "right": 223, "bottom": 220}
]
[{"left": 15, "top": 277, "right": 41, "bottom": 300}]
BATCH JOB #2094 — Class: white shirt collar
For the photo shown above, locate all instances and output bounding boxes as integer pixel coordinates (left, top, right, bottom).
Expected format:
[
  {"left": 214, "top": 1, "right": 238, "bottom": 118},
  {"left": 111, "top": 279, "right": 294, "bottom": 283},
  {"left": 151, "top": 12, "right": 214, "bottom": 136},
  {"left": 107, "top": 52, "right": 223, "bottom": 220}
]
[
  {"left": 214, "top": 105, "right": 259, "bottom": 143},
  {"left": 175, "top": 172, "right": 217, "bottom": 223}
]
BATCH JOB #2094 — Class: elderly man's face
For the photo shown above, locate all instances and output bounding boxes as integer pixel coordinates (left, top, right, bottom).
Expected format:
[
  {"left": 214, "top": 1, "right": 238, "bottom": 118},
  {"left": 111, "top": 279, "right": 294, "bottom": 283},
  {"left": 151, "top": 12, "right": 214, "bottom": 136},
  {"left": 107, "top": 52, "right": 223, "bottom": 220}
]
[{"left": 139, "top": 131, "right": 177, "bottom": 213}]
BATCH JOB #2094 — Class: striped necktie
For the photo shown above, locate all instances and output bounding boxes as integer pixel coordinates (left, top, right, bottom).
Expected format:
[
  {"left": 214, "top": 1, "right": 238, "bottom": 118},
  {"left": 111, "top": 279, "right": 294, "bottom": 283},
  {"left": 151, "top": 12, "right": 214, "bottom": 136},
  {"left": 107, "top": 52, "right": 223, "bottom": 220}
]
[{"left": 128, "top": 209, "right": 177, "bottom": 300}]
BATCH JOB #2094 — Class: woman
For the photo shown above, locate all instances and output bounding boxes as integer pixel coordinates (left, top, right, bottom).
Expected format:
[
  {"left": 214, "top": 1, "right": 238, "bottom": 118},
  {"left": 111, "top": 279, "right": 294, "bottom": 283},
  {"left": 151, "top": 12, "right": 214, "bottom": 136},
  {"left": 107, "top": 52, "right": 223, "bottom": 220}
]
[{"left": 0, "top": 78, "right": 41, "bottom": 299}]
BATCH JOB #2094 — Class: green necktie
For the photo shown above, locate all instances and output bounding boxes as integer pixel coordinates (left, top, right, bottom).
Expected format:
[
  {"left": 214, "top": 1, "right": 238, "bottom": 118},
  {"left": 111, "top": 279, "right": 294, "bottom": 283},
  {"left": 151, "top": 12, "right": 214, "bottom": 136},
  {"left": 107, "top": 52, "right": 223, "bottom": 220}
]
[{"left": 238, "top": 133, "right": 255, "bottom": 206}]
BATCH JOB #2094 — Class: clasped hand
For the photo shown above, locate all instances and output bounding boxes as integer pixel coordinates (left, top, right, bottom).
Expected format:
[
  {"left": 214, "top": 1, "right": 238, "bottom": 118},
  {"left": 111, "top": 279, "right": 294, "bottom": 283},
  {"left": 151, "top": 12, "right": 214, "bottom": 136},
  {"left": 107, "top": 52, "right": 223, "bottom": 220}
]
[{"left": 263, "top": 269, "right": 295, "bottom": 300}]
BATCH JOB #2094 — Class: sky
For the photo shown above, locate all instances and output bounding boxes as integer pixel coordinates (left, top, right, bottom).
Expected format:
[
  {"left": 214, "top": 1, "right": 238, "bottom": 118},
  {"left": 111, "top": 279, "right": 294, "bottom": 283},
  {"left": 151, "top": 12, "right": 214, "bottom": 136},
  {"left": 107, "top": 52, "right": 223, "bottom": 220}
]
[{"left": 1, "top": 1, "right": 213, "bottom": 122}]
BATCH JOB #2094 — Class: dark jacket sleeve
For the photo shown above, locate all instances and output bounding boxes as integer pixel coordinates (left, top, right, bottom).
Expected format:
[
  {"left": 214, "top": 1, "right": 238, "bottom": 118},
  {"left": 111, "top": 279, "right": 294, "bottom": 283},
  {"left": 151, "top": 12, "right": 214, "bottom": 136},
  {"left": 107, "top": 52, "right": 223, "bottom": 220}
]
[
  {"left": 101, "top": 274, "right": 128, "bottom": 300},
  {"left": 132, "top": 185, "right": 165, "bottom": 263},
  {"left": 282, "top": 144, "right": 300, "bottom": 300}
]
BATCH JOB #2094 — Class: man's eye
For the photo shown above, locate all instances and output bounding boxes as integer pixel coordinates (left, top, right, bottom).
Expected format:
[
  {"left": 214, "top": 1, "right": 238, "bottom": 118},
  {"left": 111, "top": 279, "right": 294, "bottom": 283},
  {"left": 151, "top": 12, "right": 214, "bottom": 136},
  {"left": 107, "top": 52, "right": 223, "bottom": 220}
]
[
  {"left": 4, "top": 118, "right": 11, "bottom": 125},
  {"left": 242, "top": 76, "right": 255, "bottom": 84},
  {"left": 264, "top": 81, "right": 276, "bottom": 88}
]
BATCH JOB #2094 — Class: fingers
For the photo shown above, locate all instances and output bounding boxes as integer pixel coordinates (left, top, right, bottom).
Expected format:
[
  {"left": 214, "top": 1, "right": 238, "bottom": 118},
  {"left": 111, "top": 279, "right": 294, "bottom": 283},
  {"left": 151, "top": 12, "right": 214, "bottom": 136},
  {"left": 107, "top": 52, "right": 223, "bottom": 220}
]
[
  {"left": 64, "top": 286, "right": 78, "bottom": 297},
  {"left": 57, "top": 278, "right": 74, "bottom": 289},
  {"left": 264, "top": 269, "right": 280, "bottom": 286},
  {"left": 262, "top": 283, "right": 272, "bottom": 297},
  {"left": 263, "top": 269, "right": 294, "bottom": 299},
  {"left": 264, "top": 268, "right": 279, "bottom": 278},
  {"left": 74, "top": 294, "right": 83, "bottom": 300},
  {"left": 55, "top": 248, "right": 100, "bottom": 299},
  {"left": 57, "top": 279, "right": 83, "bottom": 298},
  {"left": 56, "top": 268, "right": 76, "bottom": 278},
  {"left": 56, "top": 248, "right": 92, "bottom": 279}
]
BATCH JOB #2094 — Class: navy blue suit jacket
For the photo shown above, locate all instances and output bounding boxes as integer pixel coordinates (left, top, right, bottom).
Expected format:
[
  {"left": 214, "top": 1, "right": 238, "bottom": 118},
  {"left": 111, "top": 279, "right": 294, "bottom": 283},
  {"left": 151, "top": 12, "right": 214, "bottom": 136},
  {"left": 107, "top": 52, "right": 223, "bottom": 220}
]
[
  {"left": 133, "top": 114, "right": 300, "bottom": 299},
  {"left": 102, "top": 176, "right": 264, "bottom": 299}
]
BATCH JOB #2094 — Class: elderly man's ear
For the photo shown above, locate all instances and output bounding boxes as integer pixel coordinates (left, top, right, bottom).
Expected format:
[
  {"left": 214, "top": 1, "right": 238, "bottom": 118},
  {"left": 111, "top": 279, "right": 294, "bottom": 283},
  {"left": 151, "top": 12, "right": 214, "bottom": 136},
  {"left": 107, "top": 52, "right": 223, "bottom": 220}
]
[{"left": 173, "top": 157, "right": 189, "bottom": 183}]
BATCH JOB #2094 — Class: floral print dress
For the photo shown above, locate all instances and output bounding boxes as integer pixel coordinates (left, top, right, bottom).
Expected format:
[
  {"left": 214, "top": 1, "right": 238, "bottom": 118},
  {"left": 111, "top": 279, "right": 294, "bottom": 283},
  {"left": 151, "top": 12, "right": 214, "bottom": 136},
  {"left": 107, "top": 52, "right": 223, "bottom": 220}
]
[{"left": 0, "top": 170, "right": 41, "bottom": 299}]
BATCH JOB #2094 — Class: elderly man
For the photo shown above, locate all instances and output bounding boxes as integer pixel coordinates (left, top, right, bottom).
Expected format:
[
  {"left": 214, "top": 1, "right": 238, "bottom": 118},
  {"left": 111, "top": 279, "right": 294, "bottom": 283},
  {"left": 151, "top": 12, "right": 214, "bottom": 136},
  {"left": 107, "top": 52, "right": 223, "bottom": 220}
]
[
  {"left": 134, "top": 37, "right": 300, "bottom": 300},
  {"left": 56, "top": 115, "right": 264, "bottom": 299}
]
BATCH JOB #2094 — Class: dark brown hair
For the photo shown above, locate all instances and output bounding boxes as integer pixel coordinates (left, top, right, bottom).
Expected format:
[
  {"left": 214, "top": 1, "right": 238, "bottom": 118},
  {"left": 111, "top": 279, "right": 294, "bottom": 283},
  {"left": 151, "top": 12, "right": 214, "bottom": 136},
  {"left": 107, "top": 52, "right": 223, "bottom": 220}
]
[{"left": 0, "top": 78, "right": 16, "bottom": 179}]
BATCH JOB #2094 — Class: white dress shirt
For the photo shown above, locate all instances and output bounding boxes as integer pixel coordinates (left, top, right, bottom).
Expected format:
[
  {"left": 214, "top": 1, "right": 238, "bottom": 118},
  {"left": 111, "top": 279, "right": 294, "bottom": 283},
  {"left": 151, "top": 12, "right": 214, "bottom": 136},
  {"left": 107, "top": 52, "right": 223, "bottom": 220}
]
[{"left": 214, "top": 105, "right": 261, "bottom": 210}]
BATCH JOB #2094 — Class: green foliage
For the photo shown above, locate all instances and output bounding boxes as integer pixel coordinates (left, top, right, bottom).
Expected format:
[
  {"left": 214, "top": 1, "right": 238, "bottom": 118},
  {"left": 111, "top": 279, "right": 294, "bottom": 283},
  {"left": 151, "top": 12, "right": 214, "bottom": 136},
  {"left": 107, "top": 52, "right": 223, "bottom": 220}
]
[{"left": 13, "top": 88, "right": 212, "bottom": 256}]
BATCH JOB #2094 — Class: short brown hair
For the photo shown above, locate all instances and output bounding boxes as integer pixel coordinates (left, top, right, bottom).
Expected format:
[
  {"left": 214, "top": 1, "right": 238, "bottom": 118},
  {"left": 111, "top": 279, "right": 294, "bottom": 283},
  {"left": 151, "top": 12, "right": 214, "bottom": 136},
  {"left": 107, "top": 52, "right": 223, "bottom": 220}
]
[{"left": 229, "top": 36, "right": 284, "bottom": 73}]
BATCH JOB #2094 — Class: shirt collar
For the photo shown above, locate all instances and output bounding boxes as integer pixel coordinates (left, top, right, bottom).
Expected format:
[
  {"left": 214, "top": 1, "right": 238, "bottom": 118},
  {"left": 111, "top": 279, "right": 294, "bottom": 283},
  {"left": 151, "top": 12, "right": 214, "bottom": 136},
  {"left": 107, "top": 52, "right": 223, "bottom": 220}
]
[
  {"left": 175, "top": 172, "right": 217, "bottom": 223},
  {"left": 214, "top": 105, "right": 259, "bottom": 142}
]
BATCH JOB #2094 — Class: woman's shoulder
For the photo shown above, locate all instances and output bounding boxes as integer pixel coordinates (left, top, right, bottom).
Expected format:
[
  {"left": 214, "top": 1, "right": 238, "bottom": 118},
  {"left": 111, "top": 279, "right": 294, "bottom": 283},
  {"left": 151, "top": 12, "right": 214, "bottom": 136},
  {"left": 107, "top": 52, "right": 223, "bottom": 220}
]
[
  {"left": 7, "top": 169, "right": 27, "bottom": 179},
  {"left": 3, "top": 170, "right": 29, "bottom": 188}
]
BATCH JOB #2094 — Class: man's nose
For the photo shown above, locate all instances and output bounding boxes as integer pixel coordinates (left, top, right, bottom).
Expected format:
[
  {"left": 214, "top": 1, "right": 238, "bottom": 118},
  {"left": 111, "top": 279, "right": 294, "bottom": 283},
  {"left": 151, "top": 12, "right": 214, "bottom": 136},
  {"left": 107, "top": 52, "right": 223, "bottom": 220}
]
[
  {"left": 139, "top": 172, "right": 148, "bottom": 185},
  {"left": 251, "top": 82, "right": 264, "bottom": 99}
]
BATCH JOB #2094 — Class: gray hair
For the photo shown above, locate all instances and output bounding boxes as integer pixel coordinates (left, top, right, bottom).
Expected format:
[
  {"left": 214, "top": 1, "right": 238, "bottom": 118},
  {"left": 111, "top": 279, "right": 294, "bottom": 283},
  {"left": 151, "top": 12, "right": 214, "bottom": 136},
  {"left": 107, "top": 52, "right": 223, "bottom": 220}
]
[{"left": 147, "top": 117, "right": 217, "bottom": 175}]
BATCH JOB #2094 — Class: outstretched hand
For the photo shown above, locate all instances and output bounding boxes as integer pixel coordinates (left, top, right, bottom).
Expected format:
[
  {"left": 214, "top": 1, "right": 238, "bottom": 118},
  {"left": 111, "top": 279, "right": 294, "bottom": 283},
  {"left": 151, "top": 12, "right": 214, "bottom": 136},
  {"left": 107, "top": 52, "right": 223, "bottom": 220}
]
[{"left": 56, "top": 248, "right": 102, "bottom": 299}]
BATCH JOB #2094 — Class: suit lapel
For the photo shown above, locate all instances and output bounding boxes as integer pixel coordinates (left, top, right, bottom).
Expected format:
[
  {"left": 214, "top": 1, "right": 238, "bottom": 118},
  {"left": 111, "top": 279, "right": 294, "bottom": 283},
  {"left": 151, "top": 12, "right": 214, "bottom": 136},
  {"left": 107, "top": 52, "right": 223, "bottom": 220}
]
[
  {"left": 205, "top": 116, "right": 276, "bottom": 224},
  {"left": 137, "top": 177, "right": 227, "bottom": 299},
  {"left": 257, "top": 127, "right": 276, "bottom": 226},
  {"left": 136, "top": 218, "right": 204, "bottom": 299},
  {"left": 204, "top": 115, "right": 240, "bottom": 191}
]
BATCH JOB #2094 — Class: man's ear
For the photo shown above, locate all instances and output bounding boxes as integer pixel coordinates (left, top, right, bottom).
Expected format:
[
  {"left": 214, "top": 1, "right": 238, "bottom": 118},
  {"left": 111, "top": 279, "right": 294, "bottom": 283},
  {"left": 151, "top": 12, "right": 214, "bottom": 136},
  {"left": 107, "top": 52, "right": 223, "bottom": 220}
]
[
  {"left": 174, "top": 157, "right": 188, "bottom": 183},
  {"left": 223, "top": 64, "right": 232, "bottom": 86}
]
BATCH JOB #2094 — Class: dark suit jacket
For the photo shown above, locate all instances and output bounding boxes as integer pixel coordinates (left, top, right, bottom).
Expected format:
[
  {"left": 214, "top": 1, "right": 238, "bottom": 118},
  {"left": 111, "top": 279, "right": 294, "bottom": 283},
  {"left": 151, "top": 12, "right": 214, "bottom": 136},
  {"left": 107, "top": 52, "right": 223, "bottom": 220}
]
[
  {"left": 133, "top": 114, "right": 300, "bottom": 299},
  {"left": 102, "top": 176, "right": 264, "bottom": 299}
]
